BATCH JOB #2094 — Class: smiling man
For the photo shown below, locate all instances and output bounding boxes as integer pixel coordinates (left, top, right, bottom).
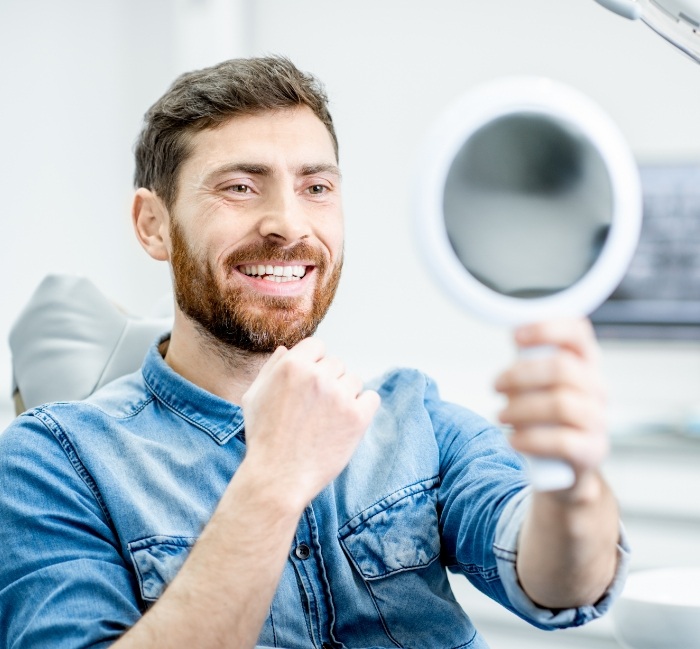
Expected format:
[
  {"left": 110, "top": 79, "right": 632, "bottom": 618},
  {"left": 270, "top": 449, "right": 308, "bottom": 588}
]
[{"left": 0, "top": 57, "right": 628, "bottom": 649}]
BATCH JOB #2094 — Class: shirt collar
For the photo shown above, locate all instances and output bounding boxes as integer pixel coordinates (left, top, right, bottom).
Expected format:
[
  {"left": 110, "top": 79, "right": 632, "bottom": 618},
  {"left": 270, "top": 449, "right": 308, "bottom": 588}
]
[{"left": 141, "top": 334, "right": 245, "bottom": 445}]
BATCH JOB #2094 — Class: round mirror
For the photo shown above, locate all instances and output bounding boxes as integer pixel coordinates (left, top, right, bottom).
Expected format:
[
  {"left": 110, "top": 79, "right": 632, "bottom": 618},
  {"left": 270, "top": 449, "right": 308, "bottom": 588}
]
[
  {"left": 415, "top": 77, "right": 643, "bottom": 490},
  {"left": 416, "top": 76, "right": 642, "bottom": 327}
]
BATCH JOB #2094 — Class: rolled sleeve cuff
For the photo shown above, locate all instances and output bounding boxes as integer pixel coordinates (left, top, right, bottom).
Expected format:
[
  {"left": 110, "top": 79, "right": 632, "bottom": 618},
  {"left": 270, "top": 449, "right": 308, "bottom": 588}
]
[{"left": 493, "top": 486, "right": 631, "bottom": 629}]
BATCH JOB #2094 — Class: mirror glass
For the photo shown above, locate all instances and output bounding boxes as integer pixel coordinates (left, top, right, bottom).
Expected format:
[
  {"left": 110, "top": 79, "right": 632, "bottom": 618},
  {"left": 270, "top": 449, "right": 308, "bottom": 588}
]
[{"left": 443, "top": 114, "right": 614, "bottom": 299}]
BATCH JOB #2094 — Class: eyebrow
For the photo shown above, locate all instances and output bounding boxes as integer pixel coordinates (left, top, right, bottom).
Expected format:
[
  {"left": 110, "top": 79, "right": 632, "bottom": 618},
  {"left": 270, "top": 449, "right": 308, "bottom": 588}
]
[
  {"left": 299, "top": 163, "right": 342, "bottom": 179},
  {"left": 204, "top": 161, "right": 342, "bottom": 185}
]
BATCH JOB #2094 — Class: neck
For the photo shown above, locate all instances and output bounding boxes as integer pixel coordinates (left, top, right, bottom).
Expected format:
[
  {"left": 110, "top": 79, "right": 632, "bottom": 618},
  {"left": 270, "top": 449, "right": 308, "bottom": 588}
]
[{"left": 163, "top": 311, "right": 270, "bottom": 405}]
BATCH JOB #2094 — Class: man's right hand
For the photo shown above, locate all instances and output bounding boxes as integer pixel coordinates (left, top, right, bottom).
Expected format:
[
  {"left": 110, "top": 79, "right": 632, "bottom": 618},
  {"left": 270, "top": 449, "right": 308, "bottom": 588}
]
[
  {"left": 115, "top": 339, "right": 378, "bottom": 649},
  {"left": 241, "top": 337, "right": 380, "bottom": 510}
]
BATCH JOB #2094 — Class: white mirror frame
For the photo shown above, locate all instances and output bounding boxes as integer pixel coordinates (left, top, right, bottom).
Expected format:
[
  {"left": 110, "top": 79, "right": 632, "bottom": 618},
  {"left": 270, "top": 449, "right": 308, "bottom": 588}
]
[{"left": 415, "top": 76, "right": 643, "bottom": 327}]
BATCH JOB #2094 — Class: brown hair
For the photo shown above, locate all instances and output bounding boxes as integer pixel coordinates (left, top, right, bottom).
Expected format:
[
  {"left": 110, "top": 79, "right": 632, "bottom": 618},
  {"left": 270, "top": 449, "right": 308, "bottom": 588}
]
[{"left": 133, "top": 56, "right": 338, "bottom": 210}]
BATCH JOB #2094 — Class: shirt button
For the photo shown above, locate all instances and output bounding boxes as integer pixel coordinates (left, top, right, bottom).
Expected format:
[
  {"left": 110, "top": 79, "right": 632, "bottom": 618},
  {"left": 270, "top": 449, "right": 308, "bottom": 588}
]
[{"left": 294, "top": 543, "right": 311, "bottom": 560}]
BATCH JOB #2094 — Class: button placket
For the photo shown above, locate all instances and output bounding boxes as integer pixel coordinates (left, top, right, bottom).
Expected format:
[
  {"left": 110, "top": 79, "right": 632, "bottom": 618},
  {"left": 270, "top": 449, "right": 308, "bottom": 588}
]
[
  {"left": 294, "top": 543, "right": 311, "bottom": 560},
  {"left": 290, "top": 504, "right": 338, "bottom": 649}
]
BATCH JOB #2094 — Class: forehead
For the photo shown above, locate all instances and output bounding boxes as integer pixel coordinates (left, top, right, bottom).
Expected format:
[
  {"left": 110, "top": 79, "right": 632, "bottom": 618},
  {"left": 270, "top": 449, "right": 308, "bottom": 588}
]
[{"left": 183, "top": 106, "right": 337, "bottom": 175}]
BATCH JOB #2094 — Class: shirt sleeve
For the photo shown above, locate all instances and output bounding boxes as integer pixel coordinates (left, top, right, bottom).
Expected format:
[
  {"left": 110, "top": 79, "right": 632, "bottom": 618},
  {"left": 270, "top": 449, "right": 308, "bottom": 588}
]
[
  {"left": 494, "top": 486, "right": 631, "bottom": 628},
  {"left": 0, "top": 411, "right": 142, "bottom": 648},
  {"left": 426, "top": 376, "right": 630, "bottom": 630}
]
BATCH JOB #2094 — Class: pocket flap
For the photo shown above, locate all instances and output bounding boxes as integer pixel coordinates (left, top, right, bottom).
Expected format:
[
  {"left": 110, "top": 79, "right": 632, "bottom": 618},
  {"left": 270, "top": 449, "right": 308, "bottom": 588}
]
[
  {"left": 339, "top": 481, "right": 440, "bottom": 580},
  {"left": 128, "top": 535, "right": 197, "bottom": 601}
]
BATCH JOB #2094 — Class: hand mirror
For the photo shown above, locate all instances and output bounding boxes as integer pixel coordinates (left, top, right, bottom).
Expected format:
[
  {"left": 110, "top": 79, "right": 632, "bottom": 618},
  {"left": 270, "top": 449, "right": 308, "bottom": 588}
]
[{"left": 415, "top": 77, "right": 642, "bottom": 490}]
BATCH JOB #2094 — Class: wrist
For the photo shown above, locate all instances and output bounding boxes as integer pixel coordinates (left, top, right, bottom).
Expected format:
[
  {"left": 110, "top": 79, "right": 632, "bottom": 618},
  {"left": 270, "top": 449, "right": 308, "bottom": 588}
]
[{"left": 223, "top": 457, "right": 310, "bottom": 522}]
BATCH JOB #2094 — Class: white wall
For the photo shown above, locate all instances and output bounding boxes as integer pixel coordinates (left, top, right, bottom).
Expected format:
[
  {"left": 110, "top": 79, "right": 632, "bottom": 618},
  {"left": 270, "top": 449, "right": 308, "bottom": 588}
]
[
  {"left": 247, "top": 0, "right": 700, "bottom": 428},
  {"left": 0, "top": 0, "right": 252, "bottom": 425},
  {"left": 2, "top": 0, "right": 700, "bottom": 432}
]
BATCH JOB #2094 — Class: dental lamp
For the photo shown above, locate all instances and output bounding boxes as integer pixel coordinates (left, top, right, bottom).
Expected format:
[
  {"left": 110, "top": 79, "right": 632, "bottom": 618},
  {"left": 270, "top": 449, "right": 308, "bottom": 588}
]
[{"left": 594, "top": 0, "right": 700, "bottom": 64}]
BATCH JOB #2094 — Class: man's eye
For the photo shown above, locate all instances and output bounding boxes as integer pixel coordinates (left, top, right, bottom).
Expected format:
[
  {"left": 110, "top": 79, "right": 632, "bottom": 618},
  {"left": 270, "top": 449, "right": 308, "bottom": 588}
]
[
  {"left": 308, "top": 184, "right": 327, "bottom": 195},
  {"left": 229, "top": 184, "right": 251, "bottom": 193}
]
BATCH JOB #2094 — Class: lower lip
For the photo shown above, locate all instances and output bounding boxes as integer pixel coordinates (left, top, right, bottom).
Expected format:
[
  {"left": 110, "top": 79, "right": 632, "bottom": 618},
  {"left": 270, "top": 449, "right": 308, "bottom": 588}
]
[{"left": 235, "top": 268, "right": 315, "bottom": 296}]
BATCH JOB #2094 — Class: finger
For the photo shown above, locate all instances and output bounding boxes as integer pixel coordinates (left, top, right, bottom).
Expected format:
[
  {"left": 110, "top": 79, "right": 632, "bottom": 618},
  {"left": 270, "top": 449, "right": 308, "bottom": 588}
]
[
  {"left": 337, "top": 372, "right": 364, "bottom": 398},
  {"left": 508, "top": 425, "right": 609, "bottom": 470},
  {"left": 285, "top": 336, "right": 327, "bottom": 363},
  {"left": 515, "top": 318, "right": 600, "bottom": 363},
  {"left": 253, "top": 345, "right": 289, "bottom": 382},
  {"left": 499, "top": 388, "right": 606, "bottom": 432},
  {"left": 495, "top": 351, "right": 604, "bottom": 396},
  {"left": 355, "top": 389, "right": 381, "bottom": 424},
  {"left": 316, "top": 356, "right": 347, "bottom": 380}
]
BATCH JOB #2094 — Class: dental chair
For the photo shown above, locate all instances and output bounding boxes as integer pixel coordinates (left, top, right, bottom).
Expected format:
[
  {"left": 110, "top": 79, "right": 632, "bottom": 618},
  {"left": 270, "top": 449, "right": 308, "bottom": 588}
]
[{"left": 10, "top": 274, "right": 172, "bottom": 414}]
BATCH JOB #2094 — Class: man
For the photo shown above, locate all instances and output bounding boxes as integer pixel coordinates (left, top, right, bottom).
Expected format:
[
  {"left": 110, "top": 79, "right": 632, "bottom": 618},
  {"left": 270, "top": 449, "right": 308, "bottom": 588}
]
[{"left": 0, "top": 57, "right": 627, "bottom": 648}]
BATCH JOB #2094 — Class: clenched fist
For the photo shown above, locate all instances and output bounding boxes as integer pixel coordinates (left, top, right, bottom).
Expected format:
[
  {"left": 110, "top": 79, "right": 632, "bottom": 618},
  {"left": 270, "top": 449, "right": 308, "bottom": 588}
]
[{"left": 241, "top": 338, "right": 380, "bottom": 510}]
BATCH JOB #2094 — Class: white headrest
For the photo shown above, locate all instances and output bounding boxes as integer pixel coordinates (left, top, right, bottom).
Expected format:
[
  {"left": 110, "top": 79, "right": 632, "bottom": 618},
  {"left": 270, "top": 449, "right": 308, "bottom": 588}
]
[{"left": 10, "top": 275, "right": 172, "bottom": 411}]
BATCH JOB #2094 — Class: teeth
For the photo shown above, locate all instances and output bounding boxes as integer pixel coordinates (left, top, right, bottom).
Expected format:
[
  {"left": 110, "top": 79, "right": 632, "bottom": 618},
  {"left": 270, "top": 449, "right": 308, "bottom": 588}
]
[{"left": 240, "top": 264, "right": 307, "bottom": 280}]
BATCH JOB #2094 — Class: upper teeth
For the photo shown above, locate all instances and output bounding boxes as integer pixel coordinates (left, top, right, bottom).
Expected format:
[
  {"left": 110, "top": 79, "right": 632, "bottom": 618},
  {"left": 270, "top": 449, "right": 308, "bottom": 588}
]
[{"left": 241, "top": 264, "right": 307, "bottom": 282}]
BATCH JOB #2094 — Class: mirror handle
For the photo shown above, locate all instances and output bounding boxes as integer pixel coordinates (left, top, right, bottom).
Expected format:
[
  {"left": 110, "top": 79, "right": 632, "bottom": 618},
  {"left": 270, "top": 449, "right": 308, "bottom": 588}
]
[
  {"left": 525, "top": 456, "right": 576, "bottom": 491},
  {"left": 517, "top": 344, "right": 577, "bottom": 491}
]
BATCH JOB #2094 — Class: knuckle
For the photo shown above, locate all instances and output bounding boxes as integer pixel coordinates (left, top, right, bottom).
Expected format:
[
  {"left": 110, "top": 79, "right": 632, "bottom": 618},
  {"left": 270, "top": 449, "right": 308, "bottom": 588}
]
[
  {"left": 552, "top": 388, "right": 573, "bottom": 420},
  {"left": 550, "top": 355, "right": 570, "bottom": 383}
]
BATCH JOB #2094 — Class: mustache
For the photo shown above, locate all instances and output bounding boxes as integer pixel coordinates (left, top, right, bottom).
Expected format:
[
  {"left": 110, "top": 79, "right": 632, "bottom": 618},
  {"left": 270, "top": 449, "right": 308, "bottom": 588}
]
[{"left": 223, "top": 240, "right": 328, "bottom": 271}]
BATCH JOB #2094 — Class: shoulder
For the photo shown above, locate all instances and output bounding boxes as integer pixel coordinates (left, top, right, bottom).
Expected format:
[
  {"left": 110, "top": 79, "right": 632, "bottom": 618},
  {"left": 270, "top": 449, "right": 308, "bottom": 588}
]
[
  {"left": 368, "top": 367, "right": 492, "bottom": 438},
  {"left": 367, "top": 367, "right": 434, "bottom": 402},
  {"left": 83, "top": 369, "right": 155, "bottom": 418},
  {"left": 0, "top": 370, "right": 152, "bottom": 457}
]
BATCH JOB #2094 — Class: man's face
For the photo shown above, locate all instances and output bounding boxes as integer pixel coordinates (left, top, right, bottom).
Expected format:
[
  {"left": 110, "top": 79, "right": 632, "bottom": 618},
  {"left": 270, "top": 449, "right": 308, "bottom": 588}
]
[{"left": 166, "top": 106, "right": 344, "bottom": 353}]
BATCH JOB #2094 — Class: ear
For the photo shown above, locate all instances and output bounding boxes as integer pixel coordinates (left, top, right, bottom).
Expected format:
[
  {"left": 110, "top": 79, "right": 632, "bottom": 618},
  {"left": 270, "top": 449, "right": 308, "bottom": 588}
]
[{"left": 132, "top": 188, "right": 170, "bottom": 261}]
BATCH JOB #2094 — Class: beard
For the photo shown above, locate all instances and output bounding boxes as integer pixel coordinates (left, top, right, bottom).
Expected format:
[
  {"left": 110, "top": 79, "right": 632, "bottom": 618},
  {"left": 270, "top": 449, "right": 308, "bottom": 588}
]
[{"left": 169, "top": 218, "right": 342, "bottom": 354}]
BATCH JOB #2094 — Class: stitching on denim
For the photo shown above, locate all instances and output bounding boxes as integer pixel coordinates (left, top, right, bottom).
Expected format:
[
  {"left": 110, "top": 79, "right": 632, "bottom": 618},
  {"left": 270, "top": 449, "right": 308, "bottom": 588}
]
[
  {"left": 305, "top": 505, "right": 341, "bottom": 647},
  {"left": 126, "top": 537, "right": 196, "bottom": 603},
  {"left": 338, "top": 475, "right": 440, "bottom": 537},
  {"left": 269, "top": 603, "right": 277, "bottom": 647},
  {"left": 63, "top": 393, "right": 156, "bottom": 422},
  {"left": 363, "top": 580, "right": 403, "bottom": 648},
  {"left": 456, "top": 561, "right": 500, "bottom": 581},
  {"left": 298, "top": 547, "right": 323, "bottom": 646},
  {"left": 34, "top": 408, "right": 115, "bottom": 529},
  {"left": 361, "top": 551, "right": 442, "bottom": 581},
  {"left": 290, "top": 559, "right": 317, "bottom": 647},
  {"left": 492, "top": 543, "right": 517, "bottom": 563},
  {"left": 130, "top": 547, "right": 149, "bottom": 600},
  {"left": 447, "top": 629, "right": 479, "bottom": 649},
  {"left": 143, "top": 372, "right": 241, "bottom": 444},
  {"left": 128, "top": 535, "right": 198, "bottom": 550}
]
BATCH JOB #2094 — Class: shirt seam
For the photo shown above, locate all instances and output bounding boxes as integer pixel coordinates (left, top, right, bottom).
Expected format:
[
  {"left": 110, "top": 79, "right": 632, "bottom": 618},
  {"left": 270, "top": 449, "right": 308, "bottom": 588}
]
[
  {"left": 88, "top": 394, "right": 156, "bottom": 420},
  {"left": 142, "top": 372, "right": 241, "bottom": 445},
  {"left": 337, "top": 475, "right": 440, "bottom": 537},
  {"left": 32, "top": 408, "right": 115, "bottom": 529}
]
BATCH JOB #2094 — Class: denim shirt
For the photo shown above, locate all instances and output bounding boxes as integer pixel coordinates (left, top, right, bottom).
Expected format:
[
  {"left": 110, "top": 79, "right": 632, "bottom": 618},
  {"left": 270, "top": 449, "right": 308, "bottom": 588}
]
[{"left": 0, "top": 339, "right": 629, "bottom": 649}]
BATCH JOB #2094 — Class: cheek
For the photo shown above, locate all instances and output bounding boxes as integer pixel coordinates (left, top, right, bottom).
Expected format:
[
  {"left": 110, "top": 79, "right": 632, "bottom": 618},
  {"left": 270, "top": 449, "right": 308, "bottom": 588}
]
[{"left": 322, "top": 215, "right": 345, "bottom": 262}]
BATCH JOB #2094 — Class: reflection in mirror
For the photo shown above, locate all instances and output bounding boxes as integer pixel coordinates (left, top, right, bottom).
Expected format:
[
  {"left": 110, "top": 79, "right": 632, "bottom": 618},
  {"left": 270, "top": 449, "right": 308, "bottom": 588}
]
[{"left": 443, "top": 114, "right": 614, "bottom": 298}]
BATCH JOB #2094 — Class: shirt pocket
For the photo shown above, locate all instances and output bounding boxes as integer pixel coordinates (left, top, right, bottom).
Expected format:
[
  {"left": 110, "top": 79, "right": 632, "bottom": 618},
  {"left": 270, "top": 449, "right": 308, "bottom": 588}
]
[
  {"left": 338, "top": 477, "right": 478, "bottom": 648},
  {"left": 128, "top": 535, "right": 197, "bottom": 602},
  {"left": 339, "top": 477, "right": 441, "bottom": 579}
]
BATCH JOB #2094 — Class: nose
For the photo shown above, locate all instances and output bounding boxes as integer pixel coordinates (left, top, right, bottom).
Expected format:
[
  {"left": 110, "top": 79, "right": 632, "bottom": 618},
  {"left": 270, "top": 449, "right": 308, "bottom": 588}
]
[{"left": 258, "top": 186, "right": 311, "bottom": 243}]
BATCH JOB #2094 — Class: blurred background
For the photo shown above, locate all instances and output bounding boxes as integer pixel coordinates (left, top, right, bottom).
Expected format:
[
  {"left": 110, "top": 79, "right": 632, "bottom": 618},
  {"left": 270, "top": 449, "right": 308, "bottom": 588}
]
[{"left": 1, "top": 1, "right": 700, "bottom": 647}]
